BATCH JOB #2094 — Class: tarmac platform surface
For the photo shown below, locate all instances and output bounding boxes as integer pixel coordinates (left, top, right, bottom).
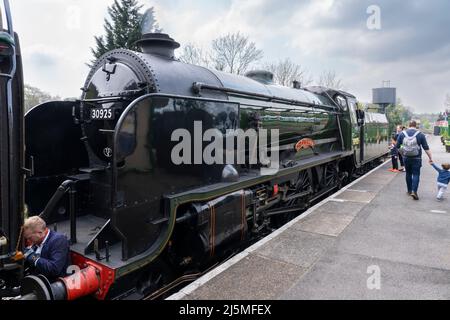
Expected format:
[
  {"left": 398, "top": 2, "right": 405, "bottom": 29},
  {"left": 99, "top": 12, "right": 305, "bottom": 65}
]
[{"left": 168, "top": 135, "right": 450, "bottom": 300}]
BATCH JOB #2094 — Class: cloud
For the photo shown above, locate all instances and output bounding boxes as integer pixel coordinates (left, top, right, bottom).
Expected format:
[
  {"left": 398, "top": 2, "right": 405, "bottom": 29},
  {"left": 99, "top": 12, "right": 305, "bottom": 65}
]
[
  {"left": 11, "top": 0, "right": 450, "bottom": 113},
  {"left": 287, "top": 0, "right": 450, "bottom": 63},
  {"left": 12, "top": 0, "right": 111, "bottom": 97},
  {"left": 27, "top": 52, "right": 57, "bottom": 68}
]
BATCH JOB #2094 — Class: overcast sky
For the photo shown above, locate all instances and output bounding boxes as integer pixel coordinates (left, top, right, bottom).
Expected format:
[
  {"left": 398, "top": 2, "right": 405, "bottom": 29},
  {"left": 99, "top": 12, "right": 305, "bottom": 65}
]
[{"left": 9, "top": 0, "right": 450, "bottom": 113}]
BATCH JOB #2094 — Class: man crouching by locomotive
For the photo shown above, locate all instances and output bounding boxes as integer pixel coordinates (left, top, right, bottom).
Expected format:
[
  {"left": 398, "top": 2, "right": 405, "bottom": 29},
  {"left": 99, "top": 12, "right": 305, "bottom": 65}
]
[{"left": 23, "top": 216, "right": 70, "bottom": 280}]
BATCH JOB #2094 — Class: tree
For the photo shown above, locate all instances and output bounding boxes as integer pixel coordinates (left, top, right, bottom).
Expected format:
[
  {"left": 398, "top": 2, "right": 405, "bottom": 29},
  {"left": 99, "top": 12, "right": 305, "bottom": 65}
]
[
  {"left": 385, "top": 98, "right": 413, "bottom": 134},
  {"left": 141, "top": 8, "right": 160, "bottom": 34},
  {"left": 445, "top": 93, "right": 450, "bottom": 108},
  {"left": 211, "top": 32, "right": 263, "bottom": 75},
  {"left": 24, "top": 84, "right": 61, "bottom": 112},
  {"left": 421, "top": 118, "right": 431, "bottom": 130},
  {"left": 178, "top": 43, "right": 211, "bottom": 67},
  {"left": 317, "top": 70, "right": 344, "bottom": 90},
  {"left": 264, "top": 58, "right": 313, "bottom": 87},
  {"left": 413, "top": 112, "right": 440, "bottom": 131},
  {"left": 90, "top": 0, "right": 160, "bottom": 64}
]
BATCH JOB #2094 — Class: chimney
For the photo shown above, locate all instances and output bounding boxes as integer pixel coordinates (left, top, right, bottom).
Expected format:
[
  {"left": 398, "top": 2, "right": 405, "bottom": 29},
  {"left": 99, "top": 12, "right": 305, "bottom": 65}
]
[{"left": 136, "top": 33, "right": 180, "bottom": 59}]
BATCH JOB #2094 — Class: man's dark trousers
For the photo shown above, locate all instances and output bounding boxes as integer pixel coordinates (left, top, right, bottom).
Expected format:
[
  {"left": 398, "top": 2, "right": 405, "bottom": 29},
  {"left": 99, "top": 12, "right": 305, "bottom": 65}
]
[{"left": 404, "top": 157, "right": 422, "bottom": 193}]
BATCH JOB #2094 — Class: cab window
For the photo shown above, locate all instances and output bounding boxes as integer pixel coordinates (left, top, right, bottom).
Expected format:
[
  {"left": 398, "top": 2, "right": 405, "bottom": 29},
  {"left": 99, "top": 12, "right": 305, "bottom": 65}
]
[{"left": 347, "top": 99, "right": 358, "bottom": 124}]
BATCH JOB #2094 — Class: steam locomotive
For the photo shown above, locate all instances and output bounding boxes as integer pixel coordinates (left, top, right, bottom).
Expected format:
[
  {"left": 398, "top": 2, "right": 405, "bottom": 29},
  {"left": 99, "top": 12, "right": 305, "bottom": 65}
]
[{"left": 0, "top": 3, "right": 389, "bottom": 300}]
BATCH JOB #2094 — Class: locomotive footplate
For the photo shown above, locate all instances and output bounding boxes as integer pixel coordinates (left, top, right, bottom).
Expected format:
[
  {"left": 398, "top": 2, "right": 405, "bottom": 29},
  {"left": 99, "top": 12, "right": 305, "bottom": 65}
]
[
  {"left": 167, "top": 150, "right": 352, "bottom": 202},
  {"left": 54, "top": 215, "right": 125, "bottom": 267}
]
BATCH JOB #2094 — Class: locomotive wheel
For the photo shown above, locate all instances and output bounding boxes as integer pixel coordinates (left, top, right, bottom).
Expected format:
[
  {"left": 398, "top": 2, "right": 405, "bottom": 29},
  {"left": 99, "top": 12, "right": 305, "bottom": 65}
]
[
  {"left": 272, "top": 168, "right": 315, "bottom": 228},
  {"left": 289, "top": 169, "right": 312, "bottom": 207},
  {"left": 281, "top": 169, "right": 313, "bottom": 222},
  {"left": 323, "top": 163, "right": 338, "bottom": 189},
  {"left": 339, "top": 169, "right": 352, "bottom": 187}
]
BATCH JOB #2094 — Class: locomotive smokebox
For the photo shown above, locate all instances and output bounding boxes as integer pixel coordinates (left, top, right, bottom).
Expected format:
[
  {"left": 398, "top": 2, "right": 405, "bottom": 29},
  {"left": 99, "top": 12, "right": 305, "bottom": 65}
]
[{"left": 136, "top": 33, "right": 180, "bottom": 59}]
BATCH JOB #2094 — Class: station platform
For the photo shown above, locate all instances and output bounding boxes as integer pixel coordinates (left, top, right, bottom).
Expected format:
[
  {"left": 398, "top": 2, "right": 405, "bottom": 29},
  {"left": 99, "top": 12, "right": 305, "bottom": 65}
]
[{"left": 168, "top": 134, "right": 450, "bottom": 300}]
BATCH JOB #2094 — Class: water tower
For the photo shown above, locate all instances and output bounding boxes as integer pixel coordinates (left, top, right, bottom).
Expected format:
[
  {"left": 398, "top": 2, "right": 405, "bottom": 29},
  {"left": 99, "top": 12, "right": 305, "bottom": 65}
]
[{"left": 372, "top": 80, "right": 396, "bottom": 112}]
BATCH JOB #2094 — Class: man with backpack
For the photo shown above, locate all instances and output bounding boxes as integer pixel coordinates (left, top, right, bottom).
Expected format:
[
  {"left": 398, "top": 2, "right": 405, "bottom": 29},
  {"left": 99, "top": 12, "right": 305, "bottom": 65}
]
[{"left": 396, "top": 120, "right": 433, "bottom": 200}]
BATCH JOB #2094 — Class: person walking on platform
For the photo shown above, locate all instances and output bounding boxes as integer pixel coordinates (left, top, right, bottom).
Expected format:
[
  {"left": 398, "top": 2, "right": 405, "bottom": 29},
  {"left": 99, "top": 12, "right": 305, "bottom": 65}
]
[
  {"left": 430, "top": 162, "right": 450, "bottom": 201},
  {"left": 396, "top": 120, "right": 433, "bottom": 200},
  {"left": 388, "top": 136, "right": 399, "bottom": 172},
  {"left": 395, "top": 125, "right": 405, "bottom": 171}
]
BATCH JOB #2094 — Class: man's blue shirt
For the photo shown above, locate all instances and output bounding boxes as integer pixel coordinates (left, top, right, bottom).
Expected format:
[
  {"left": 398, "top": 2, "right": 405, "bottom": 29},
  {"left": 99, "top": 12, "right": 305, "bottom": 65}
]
[{"left": 395, "top": 128, "right": 429, "bottom": 159}]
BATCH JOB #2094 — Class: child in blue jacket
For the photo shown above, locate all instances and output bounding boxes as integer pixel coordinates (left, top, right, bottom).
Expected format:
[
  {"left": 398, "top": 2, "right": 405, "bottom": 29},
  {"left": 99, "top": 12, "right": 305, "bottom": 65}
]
[{"left": 430, "top": 162, "right": 450, "bottom": 200}]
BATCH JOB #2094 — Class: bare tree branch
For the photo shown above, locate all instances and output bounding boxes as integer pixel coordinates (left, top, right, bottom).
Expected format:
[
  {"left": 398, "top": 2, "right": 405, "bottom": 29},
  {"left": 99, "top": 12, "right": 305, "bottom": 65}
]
[
  {"left": 211, "top": 32, "right": 263, "bottom": 75},
  {"left": 317, "top": 70, "right": 345, "bottom": 90},
  {"left": 264, "top": 58, "right": 313, "bottom": 87},
  {"left": 178, "top": 43, "right": 211, "bottom": 67},
  {"left": 24, "top": 84, "right": 61, "bottom": 112}
]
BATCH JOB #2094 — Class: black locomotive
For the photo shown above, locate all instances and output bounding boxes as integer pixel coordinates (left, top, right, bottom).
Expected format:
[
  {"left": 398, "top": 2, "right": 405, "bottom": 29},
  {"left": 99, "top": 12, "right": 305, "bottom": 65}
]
[{"left": 0, "top": 4, "right": 389, "bottom": 300}]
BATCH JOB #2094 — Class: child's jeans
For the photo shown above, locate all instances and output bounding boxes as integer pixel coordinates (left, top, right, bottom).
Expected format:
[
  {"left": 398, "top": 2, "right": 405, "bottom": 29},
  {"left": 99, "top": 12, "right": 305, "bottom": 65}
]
[{"left": 437, "top": 182, "right": 448, "bottom": 200}]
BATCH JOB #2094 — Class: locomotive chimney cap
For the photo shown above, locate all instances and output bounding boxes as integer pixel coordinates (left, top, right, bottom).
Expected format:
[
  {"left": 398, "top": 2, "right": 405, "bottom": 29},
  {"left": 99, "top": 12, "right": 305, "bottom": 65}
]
[
  {"left": 137, "top": 33, "right": 181, "bottom": 59},
  {"left": 136, "top": 33, "right": 180, "bottom": 49},
  {"left": 136, "top": 33, "right": 180, "bottom": 58}
]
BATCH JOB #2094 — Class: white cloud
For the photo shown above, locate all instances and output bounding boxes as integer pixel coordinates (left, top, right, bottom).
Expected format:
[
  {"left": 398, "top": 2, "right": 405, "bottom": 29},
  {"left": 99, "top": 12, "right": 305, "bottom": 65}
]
[
  {"left": 8, "top": 0, "right": 450, "bottom": 113},
  {"left": 11, "top": 0, "right": 112, "bottom": 97}
]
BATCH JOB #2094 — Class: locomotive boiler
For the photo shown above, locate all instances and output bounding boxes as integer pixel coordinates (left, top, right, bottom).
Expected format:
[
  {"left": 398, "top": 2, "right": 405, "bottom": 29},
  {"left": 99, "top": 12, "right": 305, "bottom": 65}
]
[{"left": 0, "top": 13, "right": 389, "bottom": 299}]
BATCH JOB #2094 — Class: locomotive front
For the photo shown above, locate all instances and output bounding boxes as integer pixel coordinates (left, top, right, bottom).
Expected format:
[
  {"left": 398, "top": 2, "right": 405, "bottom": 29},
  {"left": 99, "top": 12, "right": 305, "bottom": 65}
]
[{"left": 80, "top": 33, "right": 179, "bottom": 166}]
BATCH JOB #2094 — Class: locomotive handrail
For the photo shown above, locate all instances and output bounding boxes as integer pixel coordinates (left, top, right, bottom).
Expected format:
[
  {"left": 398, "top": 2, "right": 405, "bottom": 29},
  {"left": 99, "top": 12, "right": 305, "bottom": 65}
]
[
  {"left": 0, "top": 73, "right": 12, "bottom": 79},
  {"left": 3, "top": 0, "right": 14, "bottom": 37},
  {"left": 1, "top": 0, "right": 19, "bottom": 259},
  {"left": 81, "top": 96, "right": 131, "bottom": 103},
  {"left": 239, "top": 102, "right": 343, "bottom": 115},
  {"left": 321, "top": 89, "right": 346, "bottom": 151},
  {"left": 192, "top": 81, "right": 340, "bottom": 112}
]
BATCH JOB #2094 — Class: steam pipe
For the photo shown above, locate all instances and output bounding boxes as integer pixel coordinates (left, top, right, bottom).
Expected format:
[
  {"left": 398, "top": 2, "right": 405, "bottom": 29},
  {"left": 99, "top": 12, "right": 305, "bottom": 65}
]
[
  {"left": 39, "top": 180, "right": 74, "bottom": 221},
  {"left": 69, "top": 188, "right": 77, "bottom": 244}
]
